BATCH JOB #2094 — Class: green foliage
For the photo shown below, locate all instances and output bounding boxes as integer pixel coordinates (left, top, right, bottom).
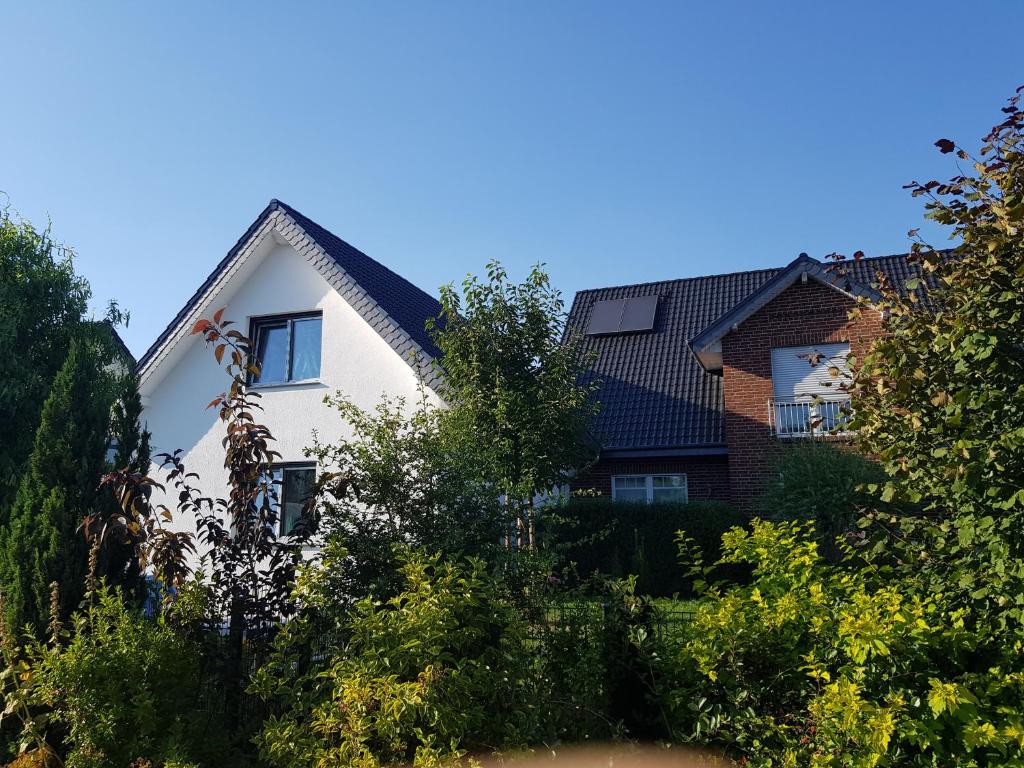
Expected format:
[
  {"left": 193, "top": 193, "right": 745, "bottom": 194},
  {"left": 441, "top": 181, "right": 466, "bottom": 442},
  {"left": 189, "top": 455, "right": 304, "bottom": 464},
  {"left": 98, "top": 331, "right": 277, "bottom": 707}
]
[
  {"left": 545, "top": 498, "right": 746, "bottom": 597},
  {"left": 755, "top": 443, "right": 885, "bottom": 558},
  {"left": 0, "top": 340, "right": 117, "bottom": 637},
  {"left": 92, "top": 373, "right": 153, "bottom": 598},
  {"left": 639, "top": 89, "right": 1024, "bottom": 767},
  {"left": 847, "top": 91, "right": 1024, "bottom": 518},
  {"left": 429, "top": 261, "right": 599, "bottom": 542},
  {"left": 254, "top": 550, "right": 551, "bottom": 767},
  {"left": 307, "top": 388, "right": 510, "bottom": 600},
  {"left": 107, "top": 373, "right": 151, "bottom": 479},
  {"left": 648, "top": 520, "right": 1024, "bottom": 766},
  {"left": 0, "top": 210, "right": 91, "bottom": 513},
  {"left": 30, "top": 588, "right": 203, "bottom": 768}
]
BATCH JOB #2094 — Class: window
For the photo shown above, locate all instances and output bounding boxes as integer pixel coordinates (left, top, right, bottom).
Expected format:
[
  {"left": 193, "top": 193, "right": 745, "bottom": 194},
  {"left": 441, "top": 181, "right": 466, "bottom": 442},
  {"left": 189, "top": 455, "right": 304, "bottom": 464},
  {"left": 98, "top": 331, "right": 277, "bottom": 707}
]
[
  {"left": 260, "top": 464, "right": 316, "bottom": 536},
  {"left": 105, "top": 437, "right": 119, "bottom": 465},
  {"left": 770, "top": 343, "right": 852, "bottom": 437},
  {"left": 251, "top": 313, "right": 322, "bottom": 384},
  {"left": 612, "top": 474, "right": 688, "bottom": 503},
  {"left": 612, "top": 476, "right": 648, "bottom": 502}
]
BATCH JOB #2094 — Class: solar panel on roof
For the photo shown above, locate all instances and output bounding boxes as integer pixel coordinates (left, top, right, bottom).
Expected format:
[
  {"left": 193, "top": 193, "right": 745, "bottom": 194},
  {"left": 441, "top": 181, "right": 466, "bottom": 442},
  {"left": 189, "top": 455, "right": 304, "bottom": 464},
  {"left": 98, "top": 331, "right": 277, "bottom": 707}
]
[
  {"left": 619, "top": 295, "right": 658, "bottom": 332},
  {"left": 586, "top": 299, "right": 626, "bottom": 334},
  {"left": 586, "top": 296, "right": 658, "bottom": 335}
]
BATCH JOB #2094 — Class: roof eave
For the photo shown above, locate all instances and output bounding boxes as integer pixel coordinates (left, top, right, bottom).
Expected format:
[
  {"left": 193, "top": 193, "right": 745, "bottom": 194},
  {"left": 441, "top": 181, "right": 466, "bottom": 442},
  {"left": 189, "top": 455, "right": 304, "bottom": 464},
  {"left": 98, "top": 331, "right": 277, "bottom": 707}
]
[{"left": 601, "top": 445, "right": 728, "bottom": 459}]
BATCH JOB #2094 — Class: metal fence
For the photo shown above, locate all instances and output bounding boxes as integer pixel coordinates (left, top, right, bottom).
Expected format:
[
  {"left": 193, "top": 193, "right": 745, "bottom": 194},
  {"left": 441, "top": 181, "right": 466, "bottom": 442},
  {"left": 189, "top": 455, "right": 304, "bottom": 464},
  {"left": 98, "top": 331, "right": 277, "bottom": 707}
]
[
  {"left": 768, "top": 397, "right": 852, "bottom": 438},
  {"left": 204, "top": 600, "right": 697, "bottom": 729},
  {"left": 544, "top": 599, "right": 696, "bottom": 641}
]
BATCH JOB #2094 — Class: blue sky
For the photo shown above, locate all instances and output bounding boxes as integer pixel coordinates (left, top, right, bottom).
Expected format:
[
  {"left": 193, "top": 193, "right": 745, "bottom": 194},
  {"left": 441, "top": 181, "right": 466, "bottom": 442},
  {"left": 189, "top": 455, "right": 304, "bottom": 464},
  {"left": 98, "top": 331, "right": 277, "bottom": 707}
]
[{"left": 3, "top": 2, "right": 1022, "bottom": 356}]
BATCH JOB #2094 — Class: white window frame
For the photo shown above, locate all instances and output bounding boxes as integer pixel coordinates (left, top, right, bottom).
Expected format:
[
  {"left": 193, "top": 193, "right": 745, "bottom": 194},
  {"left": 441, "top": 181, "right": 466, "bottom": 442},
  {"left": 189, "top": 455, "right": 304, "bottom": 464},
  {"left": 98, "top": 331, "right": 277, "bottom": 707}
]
[
  {"left": 611, "top": 474, "right": 688, "bottom": 503},
  {"left": 769, "top": 343, "right": 853, "bottom": 438}
]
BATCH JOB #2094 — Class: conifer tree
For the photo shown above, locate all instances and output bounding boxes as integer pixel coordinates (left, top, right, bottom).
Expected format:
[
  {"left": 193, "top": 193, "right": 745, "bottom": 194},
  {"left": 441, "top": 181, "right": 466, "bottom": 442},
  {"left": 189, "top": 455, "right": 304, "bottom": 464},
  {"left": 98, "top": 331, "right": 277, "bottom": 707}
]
[
  {"left": 0, "top": 211, "right": 90, "bottom": 514},
  {"left": 0, "top": 339, "right": 115, "bottom": 637},
  {"left": 95, "top": 372, "right": 152, "bottom": 596}
]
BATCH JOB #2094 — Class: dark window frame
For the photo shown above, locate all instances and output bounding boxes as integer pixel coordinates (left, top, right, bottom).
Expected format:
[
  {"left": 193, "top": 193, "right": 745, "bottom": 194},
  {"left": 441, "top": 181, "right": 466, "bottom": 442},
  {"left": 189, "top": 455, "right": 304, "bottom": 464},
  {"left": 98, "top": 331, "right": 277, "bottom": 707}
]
[
  {"left": 265, "top": 461, "right": 317, "bottom": 537},
  {"left": 248, "top": 311, "right": 323, "bottom": 385}
]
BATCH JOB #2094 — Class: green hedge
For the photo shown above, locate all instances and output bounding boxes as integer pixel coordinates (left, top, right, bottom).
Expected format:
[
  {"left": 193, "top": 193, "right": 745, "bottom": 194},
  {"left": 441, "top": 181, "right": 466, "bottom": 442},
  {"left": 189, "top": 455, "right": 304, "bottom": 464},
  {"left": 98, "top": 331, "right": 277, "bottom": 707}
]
[{"left": 542, "top": 498, "right": 748, "bottom": 597}]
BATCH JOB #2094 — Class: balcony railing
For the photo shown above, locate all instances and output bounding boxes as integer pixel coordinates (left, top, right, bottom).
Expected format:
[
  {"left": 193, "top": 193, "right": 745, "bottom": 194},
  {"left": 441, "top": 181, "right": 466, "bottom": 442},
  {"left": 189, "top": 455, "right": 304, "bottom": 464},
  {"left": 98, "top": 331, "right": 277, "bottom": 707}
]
[{"left": 768, "top": 397, "right": 852, "bottom": 438}]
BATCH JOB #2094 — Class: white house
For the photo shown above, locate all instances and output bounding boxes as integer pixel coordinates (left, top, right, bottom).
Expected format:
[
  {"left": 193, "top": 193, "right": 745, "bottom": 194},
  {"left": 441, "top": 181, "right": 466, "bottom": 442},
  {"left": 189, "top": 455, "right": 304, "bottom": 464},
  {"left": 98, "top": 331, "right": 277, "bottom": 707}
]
[{"left": 136, "top": 200, "right": 444, "bottom": 544}]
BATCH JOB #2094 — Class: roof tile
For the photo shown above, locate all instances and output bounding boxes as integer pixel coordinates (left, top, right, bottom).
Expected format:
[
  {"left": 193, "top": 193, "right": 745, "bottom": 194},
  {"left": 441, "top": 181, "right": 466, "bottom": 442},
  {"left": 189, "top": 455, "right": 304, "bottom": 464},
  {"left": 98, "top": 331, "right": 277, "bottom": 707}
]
[{"left": 567, "top": 254, "right": 918, "bottom": 450}]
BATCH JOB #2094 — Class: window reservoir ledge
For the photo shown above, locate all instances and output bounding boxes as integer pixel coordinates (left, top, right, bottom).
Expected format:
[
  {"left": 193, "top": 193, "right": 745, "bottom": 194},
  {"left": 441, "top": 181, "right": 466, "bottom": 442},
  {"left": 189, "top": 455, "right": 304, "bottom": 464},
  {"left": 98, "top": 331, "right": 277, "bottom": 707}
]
[{"left": 248, "top": 379, "right": 326, "bottom": 391}]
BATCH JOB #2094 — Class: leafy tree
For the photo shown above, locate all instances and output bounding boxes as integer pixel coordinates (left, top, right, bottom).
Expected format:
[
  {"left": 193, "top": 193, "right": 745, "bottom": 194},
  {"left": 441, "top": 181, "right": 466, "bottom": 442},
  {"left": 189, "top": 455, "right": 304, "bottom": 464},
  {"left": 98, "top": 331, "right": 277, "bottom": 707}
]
[
  {"left": 429, "top": 261, "right": 599, "bottom": 546},
  {"left": 844, "top": 85, "right": 1024, "bottom": 671},
  {"left": 641, "top": 85, "right": 1024, "bottom": 767},
  {"left": 0, "top": 339, "right": 117, "bottom": 637},
  {"left": 102, "top": 310, "right": 312, "bottom": 733},
  {"left": 0, "top": 210, "right": 90, "bottom": 513},
  {"left": 848, "top": 88, "right": 1024, "bottom": 518},
  {"left": 306, "top": 387, "right": 510, "bottom": 599}
]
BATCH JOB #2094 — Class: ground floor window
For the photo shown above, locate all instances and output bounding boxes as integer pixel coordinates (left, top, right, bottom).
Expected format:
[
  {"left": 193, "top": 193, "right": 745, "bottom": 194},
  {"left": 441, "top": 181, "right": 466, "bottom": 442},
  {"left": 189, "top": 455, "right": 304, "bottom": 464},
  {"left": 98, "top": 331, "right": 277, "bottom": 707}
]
[
  {"left": 260, "top": 463, "right": 316, "bottom": 535},
  {"left": 611, "top": 474, "right": 688, "bottom": 503}
]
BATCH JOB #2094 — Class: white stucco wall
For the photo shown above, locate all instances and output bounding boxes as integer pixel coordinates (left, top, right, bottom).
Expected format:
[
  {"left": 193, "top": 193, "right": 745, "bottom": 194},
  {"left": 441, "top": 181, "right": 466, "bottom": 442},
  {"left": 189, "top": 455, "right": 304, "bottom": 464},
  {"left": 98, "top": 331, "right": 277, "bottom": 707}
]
[{"left": 139, "top": 231, "right": 440, "bottom": 552}]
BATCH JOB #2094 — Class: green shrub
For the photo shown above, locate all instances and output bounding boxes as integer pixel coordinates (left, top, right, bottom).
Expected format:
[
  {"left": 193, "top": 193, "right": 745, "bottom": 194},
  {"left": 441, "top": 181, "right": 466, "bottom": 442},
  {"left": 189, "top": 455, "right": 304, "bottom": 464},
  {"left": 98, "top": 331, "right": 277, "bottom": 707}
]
[
  {"left": 533, "top": 594, "right": 627, "bottom": 744},
  {"left": 254, "top": 550, "right": 553, "bottom": 767},
  {"left": 755, "top": 442, "right": 885, "bottom": 558},
  {"left": 30, "top": 588, "right": 202, "bottom": 768},
  {"left": 643, "top": 519, "right": 1024, "bottom": 766},
  {"left": 544, "top": 498, "right": 747, "bottom": 597}
]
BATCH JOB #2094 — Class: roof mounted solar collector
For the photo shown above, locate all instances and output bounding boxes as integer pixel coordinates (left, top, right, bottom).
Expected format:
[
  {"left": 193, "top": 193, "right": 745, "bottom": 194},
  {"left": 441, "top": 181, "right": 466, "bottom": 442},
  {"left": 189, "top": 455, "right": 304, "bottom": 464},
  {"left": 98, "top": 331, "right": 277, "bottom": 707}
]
[{"left": 586, "top": 295, "right": 658, "bottom": 335}]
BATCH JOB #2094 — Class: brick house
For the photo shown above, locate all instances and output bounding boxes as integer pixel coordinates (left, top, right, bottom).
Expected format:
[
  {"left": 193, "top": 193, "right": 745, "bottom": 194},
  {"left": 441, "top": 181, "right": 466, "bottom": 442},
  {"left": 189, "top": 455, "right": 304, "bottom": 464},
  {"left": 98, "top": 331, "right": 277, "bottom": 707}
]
[{"left": 566, "top": 253, "right": 922, "bottom": 507}]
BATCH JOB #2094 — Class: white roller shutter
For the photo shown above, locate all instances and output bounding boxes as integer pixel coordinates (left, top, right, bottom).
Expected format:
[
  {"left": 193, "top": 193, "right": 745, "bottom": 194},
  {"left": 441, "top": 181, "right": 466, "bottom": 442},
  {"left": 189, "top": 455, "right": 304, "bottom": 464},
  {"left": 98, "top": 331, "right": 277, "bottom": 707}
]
[{"left": 771, "top": 343, "right": 851, "bottom": 401}]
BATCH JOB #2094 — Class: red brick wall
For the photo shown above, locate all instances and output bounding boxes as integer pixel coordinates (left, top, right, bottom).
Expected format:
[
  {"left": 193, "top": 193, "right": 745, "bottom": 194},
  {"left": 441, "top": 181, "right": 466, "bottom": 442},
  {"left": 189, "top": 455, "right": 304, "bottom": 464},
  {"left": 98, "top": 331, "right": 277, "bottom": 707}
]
[
  {"left": 573, "top": 454, "right": 731, "bottom": 502},
  {"left": 721, "top": 280, "right": 883, "bottom": 506}
]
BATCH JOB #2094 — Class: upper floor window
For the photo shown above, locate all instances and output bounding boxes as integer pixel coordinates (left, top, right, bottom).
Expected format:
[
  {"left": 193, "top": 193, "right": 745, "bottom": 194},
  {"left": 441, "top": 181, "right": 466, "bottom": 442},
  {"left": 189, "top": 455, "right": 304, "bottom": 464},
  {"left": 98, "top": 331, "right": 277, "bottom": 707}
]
[
  {"left": 251, "top": 312, "right": 322, "bottom": 385},
  {"left": 769, "top": 343, "right": 851, "bottom": 437},
  {"left": 612, "top": 474, "right": 688, "bottom": 503}
]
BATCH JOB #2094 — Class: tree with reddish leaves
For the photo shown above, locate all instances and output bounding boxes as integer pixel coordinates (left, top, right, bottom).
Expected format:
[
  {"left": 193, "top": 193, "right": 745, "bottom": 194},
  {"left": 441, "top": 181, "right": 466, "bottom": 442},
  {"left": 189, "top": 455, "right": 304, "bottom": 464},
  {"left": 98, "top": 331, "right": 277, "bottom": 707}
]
[{"left": 100, "top": 309, "right": 312, "bottom": 730}]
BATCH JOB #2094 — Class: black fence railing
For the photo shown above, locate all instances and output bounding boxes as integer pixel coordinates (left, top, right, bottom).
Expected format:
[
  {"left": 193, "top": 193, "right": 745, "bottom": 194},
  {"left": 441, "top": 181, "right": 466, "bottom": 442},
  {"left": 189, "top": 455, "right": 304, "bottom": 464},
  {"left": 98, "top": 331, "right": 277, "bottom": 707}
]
[
  {"left": 543, "top": 599, "right": 696, "bottom": 640},
  {"left": 202, "top": 601, "right": 697, "bottom": 730}
]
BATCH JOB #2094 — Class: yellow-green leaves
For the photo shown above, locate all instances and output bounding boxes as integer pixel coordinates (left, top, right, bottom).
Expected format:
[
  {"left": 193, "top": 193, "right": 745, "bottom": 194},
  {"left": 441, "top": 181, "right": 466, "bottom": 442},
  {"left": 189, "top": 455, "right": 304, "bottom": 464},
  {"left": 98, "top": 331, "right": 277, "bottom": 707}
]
[{"left": 927, "top": 679, "right": 973, "bottom": 718}]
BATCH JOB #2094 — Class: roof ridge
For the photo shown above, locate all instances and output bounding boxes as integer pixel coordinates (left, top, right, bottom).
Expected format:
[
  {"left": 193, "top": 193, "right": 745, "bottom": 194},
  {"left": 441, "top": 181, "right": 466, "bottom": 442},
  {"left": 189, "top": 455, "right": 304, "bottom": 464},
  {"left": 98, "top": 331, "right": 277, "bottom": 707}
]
[
  {"left": 574, "top": 265, "right": 783, "bottom": 296},
  {"left": 137, "top": 199, "right": 445, "bottom": 382},
  {"left": 271, "top": 199, "right": 442, "bottom": 309},
  {"left": 573, "top": 252, "right": 914, "bottom": 297}
]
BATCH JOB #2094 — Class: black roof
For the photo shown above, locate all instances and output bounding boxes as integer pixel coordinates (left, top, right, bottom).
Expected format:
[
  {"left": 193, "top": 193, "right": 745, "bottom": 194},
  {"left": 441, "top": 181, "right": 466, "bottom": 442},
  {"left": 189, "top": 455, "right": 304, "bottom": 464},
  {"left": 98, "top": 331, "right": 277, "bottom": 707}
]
[
  {"left": 137, "top": 200, "right": 443, "bottom": 372},
  {"left": 107, "top": 324, "right": 135, "bottom": 366},
  {"left": 275, "top": 201, "right": 444, "bottom": 359},
  {"left": 566, "top": 253, "right": 919, "bottom": 451}
]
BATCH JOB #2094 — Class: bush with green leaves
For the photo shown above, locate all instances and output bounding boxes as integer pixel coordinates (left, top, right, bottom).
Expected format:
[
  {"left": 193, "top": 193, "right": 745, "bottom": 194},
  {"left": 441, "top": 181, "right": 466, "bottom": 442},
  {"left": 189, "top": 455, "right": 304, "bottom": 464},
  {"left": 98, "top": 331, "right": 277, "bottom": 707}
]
[
  {"left": 254, "top": 549, "right": 549, "bottom": 767},
  {"left": 637, "top": 87, "right": 1024, "bottom": 766},
  {"left": 646, "top": 518, "right": 1024, "bottom": 766},
  {"left": 28, "top": 588, "right": 203, "bottom": 768},
  {"left": 755, "top": 442, "right": 885, "bottom": 558},
  {"left": 307, "top": 389, "right": 511, "bottom": 601},
  {"left": 544, "top": 498, "right": 746, "bottom": 597},
  {"left": 253, "top": 546, "right": 631, "bottom": 767}
]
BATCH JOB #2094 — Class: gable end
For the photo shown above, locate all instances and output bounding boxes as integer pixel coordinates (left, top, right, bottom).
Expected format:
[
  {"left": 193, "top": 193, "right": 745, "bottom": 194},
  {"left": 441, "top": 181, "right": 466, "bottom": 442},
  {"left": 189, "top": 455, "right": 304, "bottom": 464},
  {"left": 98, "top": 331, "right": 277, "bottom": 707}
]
[{"left": 137, "top": 201, "right": 443, "bottom": 391}]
